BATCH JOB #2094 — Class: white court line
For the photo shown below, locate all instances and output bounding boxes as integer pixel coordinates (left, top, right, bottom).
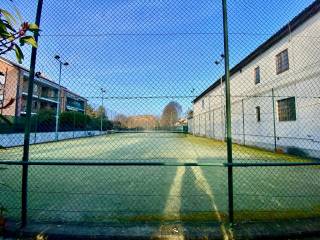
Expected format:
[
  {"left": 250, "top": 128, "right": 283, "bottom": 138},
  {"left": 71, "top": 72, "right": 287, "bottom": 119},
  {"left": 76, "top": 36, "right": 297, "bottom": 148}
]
[
  {"left": 158, "top": 165, "right": 232, "bottom": 240},
  {"left": 163, "top": 167, "right": 186, "bottom": 214},
  {"left": 156, "top": 166, "right": 186, "bottom": 240},
  {"left": 191, "top": 166, "right": 232, "bottom": 240}
]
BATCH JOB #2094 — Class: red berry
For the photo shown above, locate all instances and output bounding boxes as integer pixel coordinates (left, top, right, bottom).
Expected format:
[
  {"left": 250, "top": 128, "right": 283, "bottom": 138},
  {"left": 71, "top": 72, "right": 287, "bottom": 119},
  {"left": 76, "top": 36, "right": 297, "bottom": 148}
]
[{"left": 19, "top": 29, "right": 25, "bottom": 36}]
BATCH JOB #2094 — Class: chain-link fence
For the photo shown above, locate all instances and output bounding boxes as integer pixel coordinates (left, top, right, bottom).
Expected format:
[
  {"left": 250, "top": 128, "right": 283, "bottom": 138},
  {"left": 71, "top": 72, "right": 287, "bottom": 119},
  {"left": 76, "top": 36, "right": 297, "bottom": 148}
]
[{"left": 1, "top": 0, "right": 320, "bottom": 237}]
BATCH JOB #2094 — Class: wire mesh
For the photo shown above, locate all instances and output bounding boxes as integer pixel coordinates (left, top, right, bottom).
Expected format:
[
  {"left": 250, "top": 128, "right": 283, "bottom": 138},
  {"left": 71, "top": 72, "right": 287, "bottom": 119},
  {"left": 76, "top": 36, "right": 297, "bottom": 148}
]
[
  {"left": 233, "top": 165, "right": 320, "bottom": 222},
  {"left": 0, "top": 0, "right": 320, "bottom": 236}
]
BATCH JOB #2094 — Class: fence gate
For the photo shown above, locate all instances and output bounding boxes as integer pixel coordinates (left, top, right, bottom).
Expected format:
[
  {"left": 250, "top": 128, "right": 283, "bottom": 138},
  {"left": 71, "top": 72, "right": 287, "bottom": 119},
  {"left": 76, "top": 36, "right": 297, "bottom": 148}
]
[{"left": 1, "top": 0, "right": 320, "bottom": 238}]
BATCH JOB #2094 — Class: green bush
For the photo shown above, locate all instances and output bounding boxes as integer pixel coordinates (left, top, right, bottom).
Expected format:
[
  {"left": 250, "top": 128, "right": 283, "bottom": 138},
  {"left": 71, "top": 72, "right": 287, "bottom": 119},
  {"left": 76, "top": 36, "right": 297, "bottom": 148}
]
[{"left": 60, "top": 111, "right": 113, "bottom": 131}]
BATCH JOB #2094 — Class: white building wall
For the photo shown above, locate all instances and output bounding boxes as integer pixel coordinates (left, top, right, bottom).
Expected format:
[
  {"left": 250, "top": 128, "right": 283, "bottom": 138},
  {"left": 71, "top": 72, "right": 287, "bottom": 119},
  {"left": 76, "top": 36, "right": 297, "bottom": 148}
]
[
  {"left": 187, "top": 118, "right": 193, "bottom": 134},
  {"left": 191, "top": 11, "right": 320, "bottom": 158}
]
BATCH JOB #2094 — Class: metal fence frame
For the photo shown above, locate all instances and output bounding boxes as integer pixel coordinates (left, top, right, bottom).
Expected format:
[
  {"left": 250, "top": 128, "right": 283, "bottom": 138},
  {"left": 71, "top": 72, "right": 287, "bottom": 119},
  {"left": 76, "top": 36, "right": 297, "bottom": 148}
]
[
  {"left": 1, "top": 160, "right": 320, "bottom": 228},
  {"left": 1, "top": 0, "right": 319, "bottom": 231}
]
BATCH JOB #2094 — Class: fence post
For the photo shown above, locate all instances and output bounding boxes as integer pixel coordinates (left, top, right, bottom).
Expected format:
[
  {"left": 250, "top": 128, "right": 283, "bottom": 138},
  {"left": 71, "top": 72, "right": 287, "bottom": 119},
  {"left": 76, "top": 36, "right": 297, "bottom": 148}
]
[
  {"left": 84, "top": 109, "right": 87, "bottom": 136},
  {"left": 193, "top": 117, "right": 195, "bottom": 135},
  {"left": 73, "top": 111, "right": 75, "bottom": 138},
  {"left": 21, "top": 0, "right": 44, "bottom": 228},
  {"left": 198, "top": 114, "right": 200, "bottom": 135},
  {"left": 205, "top": 110, "right": 207, "bottom": 136},
  {"left": 272, "top": 88, "right": 277, "bottom": 152},
  {"left": 222, "top": 0, "right": 234, "bottom": 225},
  {"left": 212, "top": 108, "right": 215, "bottom": 138},
  {"left": 209, "top": 96, "right": 211, "bottom": 137},
  {"left": 242, "top": 99, "right": 245, "bottom": 145}
]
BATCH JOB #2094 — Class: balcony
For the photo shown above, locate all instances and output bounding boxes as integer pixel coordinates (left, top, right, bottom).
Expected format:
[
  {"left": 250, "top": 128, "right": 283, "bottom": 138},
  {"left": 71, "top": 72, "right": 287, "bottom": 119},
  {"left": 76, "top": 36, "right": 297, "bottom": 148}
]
[
  {"left": 22, "top": 92, "right": 58, "bottom": 104},
  {"left": 39, "top": 95, "right": 58, "bottom": 104},
  {"left": 20, "top": 111, "right": 37, "bottom": 115},
  {"left": 20, "top": 107, "right": 37, "bottom": 115},
  {"left": 66, "top": 105, "right": 85, "bottom": 112},
  {"left": 66, "top": 97, "right": 85, "bottom": 112},
  {"left": 21, "top": 91, "right": 39, "bottom": 98}
]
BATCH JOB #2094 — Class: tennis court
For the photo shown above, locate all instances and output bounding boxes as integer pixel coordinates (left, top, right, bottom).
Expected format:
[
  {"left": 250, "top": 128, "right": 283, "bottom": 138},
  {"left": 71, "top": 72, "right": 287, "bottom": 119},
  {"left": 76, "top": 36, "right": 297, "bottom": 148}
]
[{"left": 1, "top": 132, "right": 320, "bottom": 225}]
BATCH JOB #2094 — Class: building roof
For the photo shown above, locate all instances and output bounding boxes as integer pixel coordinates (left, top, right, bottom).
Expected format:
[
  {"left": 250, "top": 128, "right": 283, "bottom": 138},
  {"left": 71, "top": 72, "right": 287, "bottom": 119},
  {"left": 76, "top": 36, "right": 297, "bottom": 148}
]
[
  {"left": 0, "top": 56, "right": 86, "bottom": 101},
  {"left": 193, "top": 0, "right": 320, "bottom": 104},
  {"left": 61, "top": 86, "right": 87, "bottom": 101},
  {"left": 0, "top": 56, "right": 55, "bottom": 84}
]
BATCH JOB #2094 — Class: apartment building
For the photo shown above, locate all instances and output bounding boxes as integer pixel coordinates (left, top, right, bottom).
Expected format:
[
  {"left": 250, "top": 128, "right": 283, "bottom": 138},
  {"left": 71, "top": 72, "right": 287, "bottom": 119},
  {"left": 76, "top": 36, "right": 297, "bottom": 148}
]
[
  {"left": 189, "top": 1, "right": 320, "bottom": 158},
  {"left": 0, "top": 57, "right": 86, "bottom": 117}
]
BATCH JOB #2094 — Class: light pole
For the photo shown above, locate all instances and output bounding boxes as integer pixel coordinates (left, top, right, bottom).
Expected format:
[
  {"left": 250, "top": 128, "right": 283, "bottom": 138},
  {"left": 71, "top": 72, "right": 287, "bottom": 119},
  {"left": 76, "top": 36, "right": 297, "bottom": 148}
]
[
  {"left": 54, "top": 55, "right": 69, "bottom": 141},
  {"left": 214, "top": 54, "right": 226, "bottom": 141},
  {"left": 100, "top": 88, "right": 106, "bottom": 133},
  {"left": 33, "top": 72, "right": 42, "bottom": 144}
]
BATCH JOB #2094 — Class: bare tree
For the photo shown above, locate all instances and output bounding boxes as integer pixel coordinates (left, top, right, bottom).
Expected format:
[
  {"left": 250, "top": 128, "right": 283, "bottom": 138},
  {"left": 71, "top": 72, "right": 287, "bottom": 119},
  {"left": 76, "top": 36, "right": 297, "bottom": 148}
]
[
  {"left": 114, "top": 114, "right": 128, "bottom": 128},
  {"left": 96, "top": 106, "right": 107, "bottom": 119},
  {"left": 160, "top": 101, "right": 182, "bottom": 127},
  {"left": 127, "top": 115, "right": 157, "bottom": 130},
  {"left": 85, "top": 104, "right": 96, "bottom": 117}
]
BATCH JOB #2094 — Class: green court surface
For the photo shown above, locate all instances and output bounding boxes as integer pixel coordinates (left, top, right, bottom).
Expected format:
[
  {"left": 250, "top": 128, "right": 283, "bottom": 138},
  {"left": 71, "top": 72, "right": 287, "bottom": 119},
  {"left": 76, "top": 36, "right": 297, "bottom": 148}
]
[{"left": 0, "top": 133, "right": 320, "bottom": 224}]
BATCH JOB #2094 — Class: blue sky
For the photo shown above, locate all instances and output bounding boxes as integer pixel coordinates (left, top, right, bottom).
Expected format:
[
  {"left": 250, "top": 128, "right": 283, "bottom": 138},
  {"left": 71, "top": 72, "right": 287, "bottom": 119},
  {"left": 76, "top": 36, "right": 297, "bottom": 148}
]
[{"left": 4, "top": 0, "right": 315, "bottom": 117}]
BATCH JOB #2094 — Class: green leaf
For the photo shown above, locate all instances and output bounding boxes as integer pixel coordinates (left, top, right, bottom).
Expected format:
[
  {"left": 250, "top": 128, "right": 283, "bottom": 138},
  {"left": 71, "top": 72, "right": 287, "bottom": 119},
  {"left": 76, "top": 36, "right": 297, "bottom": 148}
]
[
  {"left": 28, "top": 23, "right": 39, "bottom": 33},
  {"left": 3, "top": 22, "right": 16, "bottom": 32},
  {"left": 14, "top": 44, "right": 24, "bottom": 63},
  {"left": 0, "top": 9, "right": 17, "bottom": 27},
  {"left": 0, "top": 30, "right": 11, "bottom": 39},
  {"left": 6, "top": 34, "right": 15, "bottom": 41},
  {"left": 19, "top": 37, "right": 25, "bottom": 46},
  {"left": 0, "top": 115, "right": 12, "bottom": 125},
  {"left": 20, "top": 36, "right": 37, "bottom": 48},
  {"left": 0, "top": 20, "right": 7, "bottom": 32}
]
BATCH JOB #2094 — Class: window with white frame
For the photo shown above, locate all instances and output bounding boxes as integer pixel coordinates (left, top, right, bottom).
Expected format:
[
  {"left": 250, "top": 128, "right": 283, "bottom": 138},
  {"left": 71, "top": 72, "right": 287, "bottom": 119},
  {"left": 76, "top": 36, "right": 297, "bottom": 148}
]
[
  {"left": 277, "top": 97, "right": 296, "bottom": 121},
  {"left": 276, "top": 49, "right": 289, "bottom": 74}
]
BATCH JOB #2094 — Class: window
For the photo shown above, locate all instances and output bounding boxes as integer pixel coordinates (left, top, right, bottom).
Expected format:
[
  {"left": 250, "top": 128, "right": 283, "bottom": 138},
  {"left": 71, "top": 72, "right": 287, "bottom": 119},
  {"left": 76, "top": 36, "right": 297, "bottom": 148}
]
[
  {"left": 0, "top": 73, "right": 5, "bottom": 85},
  {"left": 32, "top": 101, "right": 38, "bottom": 111},
  {"left": 256, "top": 106, "right": 261, "bottom": 122},
  {"left": 33, "top": 84, "right": 38, "bottom": 95},
  {"left": 202, "top": 99, "right": 205, "bottom": 110},
  {"left": 254, "top": 67, "right": 260, "bottom": 84},
  {"left": 278, "top": 97, "right": 296, "bottom": 121},
  {"left": 276, "top": 49, "right": 289, "bottom": 74}
]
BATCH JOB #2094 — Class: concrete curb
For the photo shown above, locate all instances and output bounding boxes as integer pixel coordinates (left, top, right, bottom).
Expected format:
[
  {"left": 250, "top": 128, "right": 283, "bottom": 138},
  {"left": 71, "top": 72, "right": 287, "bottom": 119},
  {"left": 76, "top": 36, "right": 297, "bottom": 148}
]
[{"left": 3, "top": 218, "right": 320, "bottom": 239}]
